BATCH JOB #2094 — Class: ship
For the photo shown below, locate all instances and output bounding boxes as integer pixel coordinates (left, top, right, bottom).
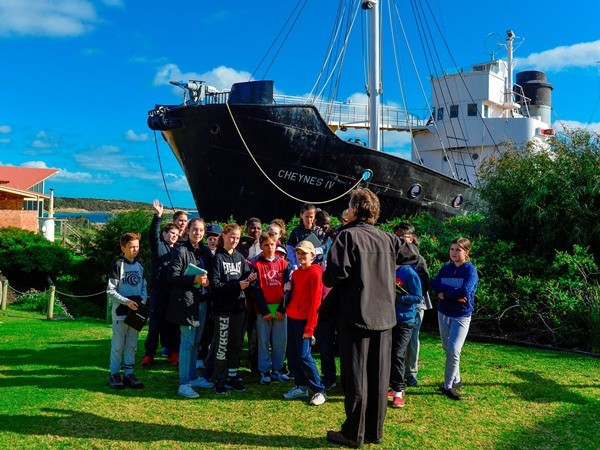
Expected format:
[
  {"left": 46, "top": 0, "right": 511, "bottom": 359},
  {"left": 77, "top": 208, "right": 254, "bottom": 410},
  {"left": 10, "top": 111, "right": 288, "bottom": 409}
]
[{"left": 147, "top": 1, "right": 554, "bottom": 223}]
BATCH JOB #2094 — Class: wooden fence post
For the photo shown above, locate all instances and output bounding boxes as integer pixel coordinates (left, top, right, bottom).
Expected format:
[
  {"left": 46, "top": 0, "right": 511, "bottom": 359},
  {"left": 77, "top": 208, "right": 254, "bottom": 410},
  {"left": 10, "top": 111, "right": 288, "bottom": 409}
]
[
  {"left": 0, "top": 280, "right": 7, "bottom": 310},
  {"left": 47, "top": 285, "right": 56, "bottom": 320}
]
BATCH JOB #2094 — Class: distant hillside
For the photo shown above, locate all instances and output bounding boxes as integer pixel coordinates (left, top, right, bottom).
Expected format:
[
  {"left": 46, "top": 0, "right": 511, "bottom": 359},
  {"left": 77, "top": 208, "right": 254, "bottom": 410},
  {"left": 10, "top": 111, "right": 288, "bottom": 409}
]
[{"left": 54, "top": 197, "right": 193, "bottom": 212}]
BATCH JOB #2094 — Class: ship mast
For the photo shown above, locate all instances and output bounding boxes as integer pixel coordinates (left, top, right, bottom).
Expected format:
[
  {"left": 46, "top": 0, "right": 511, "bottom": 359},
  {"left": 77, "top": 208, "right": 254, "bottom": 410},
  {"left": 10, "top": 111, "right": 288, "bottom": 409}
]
[
  {"left": 364, "top": 0, "right": 381, "bottom": 151},
  {"left": 505, "top": 29, "right": 515, "bottom": 105}
]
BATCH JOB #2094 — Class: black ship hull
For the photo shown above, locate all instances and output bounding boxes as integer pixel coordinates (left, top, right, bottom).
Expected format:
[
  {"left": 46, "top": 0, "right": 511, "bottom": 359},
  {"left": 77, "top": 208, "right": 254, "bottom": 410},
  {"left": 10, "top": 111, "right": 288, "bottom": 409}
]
[{"left": 149, "top": 94, "right": 473, "bottom": 222}]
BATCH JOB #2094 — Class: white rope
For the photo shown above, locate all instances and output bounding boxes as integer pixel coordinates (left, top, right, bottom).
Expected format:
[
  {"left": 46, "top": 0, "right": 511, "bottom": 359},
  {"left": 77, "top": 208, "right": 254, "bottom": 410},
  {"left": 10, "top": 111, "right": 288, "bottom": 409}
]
[
  {"left": 55, "top": 289, "right": 108, "bottom": 298},
  {"left": 226, "top": 101, "right": 369, "bottom": 205},
  {"left": 7, "top": 285, "right": 27, "bottom": 296}
]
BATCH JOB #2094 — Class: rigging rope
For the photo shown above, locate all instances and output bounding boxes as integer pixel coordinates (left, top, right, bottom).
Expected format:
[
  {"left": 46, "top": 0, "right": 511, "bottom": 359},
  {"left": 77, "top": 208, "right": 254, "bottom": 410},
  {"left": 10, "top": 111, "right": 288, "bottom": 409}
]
[
  {"left": 225, "top": 101, "right": 369, "bottom": 205},
  {"left": 153, "top": 130, "right": 176, "bottom": 213}
]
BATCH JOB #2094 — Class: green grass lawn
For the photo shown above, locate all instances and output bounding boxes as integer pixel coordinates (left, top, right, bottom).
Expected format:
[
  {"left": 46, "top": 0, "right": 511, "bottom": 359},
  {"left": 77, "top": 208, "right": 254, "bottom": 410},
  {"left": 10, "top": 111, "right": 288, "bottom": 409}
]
[{"left": 1, "top": 309, "right": 599, "bottom": 449}]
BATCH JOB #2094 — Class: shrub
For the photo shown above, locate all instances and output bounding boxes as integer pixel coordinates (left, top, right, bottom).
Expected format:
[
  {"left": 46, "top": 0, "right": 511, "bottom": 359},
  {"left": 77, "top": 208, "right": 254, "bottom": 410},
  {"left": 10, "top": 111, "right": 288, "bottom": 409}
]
[
  {"left": 0, "top": 228, "right": 74, "bottom": 290},
  {"left": 12, "top": 290, "right": 73, "bottom": 319}
]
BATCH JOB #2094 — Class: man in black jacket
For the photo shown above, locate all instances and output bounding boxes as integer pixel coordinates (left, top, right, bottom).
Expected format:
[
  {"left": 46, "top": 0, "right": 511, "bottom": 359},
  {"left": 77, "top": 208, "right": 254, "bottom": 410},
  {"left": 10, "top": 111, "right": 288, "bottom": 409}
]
[{"left": 323, "top": 188, "right": 418, "bottom": 448}]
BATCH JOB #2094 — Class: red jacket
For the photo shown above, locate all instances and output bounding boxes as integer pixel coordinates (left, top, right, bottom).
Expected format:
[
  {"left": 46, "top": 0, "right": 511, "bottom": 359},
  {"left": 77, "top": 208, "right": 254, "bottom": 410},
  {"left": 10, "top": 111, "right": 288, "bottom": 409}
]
[{"left": 286, "top": 264, "right": 323, "bottom": 336}]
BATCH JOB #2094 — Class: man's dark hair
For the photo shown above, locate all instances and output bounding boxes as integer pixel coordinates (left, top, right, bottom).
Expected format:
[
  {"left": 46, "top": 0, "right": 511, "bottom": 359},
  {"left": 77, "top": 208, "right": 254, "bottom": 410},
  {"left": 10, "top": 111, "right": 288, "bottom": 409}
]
[{"left": 349, "top": 188, "right": 380, "bottom": 225}]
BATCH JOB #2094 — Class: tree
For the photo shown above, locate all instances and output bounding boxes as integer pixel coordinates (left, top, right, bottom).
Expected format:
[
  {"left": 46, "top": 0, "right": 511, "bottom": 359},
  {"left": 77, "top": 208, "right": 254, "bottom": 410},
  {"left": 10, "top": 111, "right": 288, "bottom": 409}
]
[{"left": 477, "top": 128, "right": 600, "bottom": 259}]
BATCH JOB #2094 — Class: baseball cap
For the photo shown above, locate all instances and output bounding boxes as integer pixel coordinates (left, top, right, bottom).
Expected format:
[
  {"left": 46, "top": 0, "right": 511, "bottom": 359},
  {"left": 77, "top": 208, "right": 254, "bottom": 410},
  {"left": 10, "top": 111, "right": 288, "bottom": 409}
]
[
  {"left": 205, "top": 224, "right": 222, "bottom": 237},
  {"left": 294, "top": 240, "right": 315, "bottom": 255},
  {"left": 275, "top": 245, "right": 287, "bottom": 256}
]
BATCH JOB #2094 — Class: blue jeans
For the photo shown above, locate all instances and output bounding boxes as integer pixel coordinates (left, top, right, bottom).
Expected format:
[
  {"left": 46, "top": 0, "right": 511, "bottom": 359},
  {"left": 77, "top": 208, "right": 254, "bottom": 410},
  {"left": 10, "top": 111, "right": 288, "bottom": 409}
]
[
  {"left": 287, "top": 317, "right": 324, "bottom": 393},
  {"left": 179, "top": 302, "right": 207, "bottom": 385},
  {"left": 438, "top": 312, "right": 471, "bottom": 388},
  {"left": 110, "top": 319, "right": 139, "bottom": 375},
  {"left": 405, "top": 308, "right": 424, "bottom": 379},
  {"left": 255, "top": 313, "right": 287, "bottom": 373}
]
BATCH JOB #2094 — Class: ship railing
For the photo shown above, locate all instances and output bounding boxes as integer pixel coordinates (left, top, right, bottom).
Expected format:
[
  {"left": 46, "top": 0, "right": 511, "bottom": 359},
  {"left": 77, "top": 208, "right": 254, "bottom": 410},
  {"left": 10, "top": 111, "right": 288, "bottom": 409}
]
[
  {"left": 273, "top": 94, "right": 425, "bottom": 129},
  {"left": 204, "top": 91, "right": 426, "bottom": 129}
]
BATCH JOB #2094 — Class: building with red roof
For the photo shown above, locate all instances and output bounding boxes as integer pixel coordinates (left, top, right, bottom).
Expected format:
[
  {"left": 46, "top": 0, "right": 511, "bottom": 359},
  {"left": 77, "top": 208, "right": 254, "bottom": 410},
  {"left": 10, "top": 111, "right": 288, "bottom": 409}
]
[{"left": 0, "top": 165, "right": 59, "bottom": 232}]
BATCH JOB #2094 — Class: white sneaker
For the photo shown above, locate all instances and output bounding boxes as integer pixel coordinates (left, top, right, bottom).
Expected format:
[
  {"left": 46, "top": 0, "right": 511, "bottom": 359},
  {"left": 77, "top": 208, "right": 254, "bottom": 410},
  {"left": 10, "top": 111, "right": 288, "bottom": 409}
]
[
  {"left": 260, "top": 372, "right": 272, "bottom": 385},
  {"left": 283, "top": 386, "right": 309, "bottom": 399},
  {"left": 190, "top": 377, "right": 214, "bottom": 389},
  {"left": 178, "top": 384, "right": 199, "bottom": 398},
  {"left": 310, "top": 392, "right": 327, "bottom": 406},
  {"left": 271, "top": 370, "right": 291, "bottom": 382}
]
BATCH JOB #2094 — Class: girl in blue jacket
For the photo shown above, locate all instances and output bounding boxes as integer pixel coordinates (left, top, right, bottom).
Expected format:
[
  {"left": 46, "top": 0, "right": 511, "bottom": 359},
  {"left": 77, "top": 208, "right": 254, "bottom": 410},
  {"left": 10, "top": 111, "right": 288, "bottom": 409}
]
[{"left": 431, "top": 237, "right": 478, "bottom": 401}]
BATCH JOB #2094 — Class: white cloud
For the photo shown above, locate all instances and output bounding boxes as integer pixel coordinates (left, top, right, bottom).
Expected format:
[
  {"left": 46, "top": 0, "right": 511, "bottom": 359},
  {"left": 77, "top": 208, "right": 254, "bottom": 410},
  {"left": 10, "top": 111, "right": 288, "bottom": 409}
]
[
  {"left": 0, "top": 125, "right": 11, "bottom": 133},
  {"left": 0, "top": 138, "right": 9, "bottom": 144},
  {"left": 153, "top": 64, "right": 252, "bottom": 92},
  {"left": 553, "top": 119, "right": 600, "bottom": 133},
  {"left": 164, "top": 173, "right": 190, "bottom": 192},
  {"left": 519, "top": 40, "right": 600, "bottom": 72},
  {"left": 125, "top": 129, "right": 149, "bottom": 142},
  {"left": 74, "top": 145, "right": 161, "bottom": 181},
  {"left": 30, "top": 130, "right": 59, "bottom": 149},
  {"left": 20, "top": 160, "right": 112, "bottom": 184},
  {"left": 0, "top": 0, "right": 98, "bottom": 37}
]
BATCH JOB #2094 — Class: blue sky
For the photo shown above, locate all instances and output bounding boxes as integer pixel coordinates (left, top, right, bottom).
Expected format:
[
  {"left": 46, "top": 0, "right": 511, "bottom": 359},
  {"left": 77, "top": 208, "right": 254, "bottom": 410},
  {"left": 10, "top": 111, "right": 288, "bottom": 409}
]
[{"left": 1, "top": 0, "right": 599, "bottom": 208}]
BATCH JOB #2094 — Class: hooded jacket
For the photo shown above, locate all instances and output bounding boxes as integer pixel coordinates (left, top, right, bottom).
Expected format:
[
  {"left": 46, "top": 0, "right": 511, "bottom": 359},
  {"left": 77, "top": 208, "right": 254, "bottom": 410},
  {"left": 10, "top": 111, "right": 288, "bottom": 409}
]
[
  {"left": 250, "top": 254, "right": 289, "bottom": 316},
  {"left": 431, "top": 261, "right": 478, "bottom": 318},
  {"left": 149, "top": 214, "right": 174, "bottom": 290},
  {"left": 166, "top": 240, "right": 210, "bottom": 326},
  {"left": 286, "top": 263, "right": 323, "bottom": 336},
  {"left": 322, "top": 220, "right": 418, "bottom": 330},
  {"left": 210, "top": 247, "right": 253, "bottom": 315},
  {"left": 107, "top": 256, "right": 147, "bottom": 321}
]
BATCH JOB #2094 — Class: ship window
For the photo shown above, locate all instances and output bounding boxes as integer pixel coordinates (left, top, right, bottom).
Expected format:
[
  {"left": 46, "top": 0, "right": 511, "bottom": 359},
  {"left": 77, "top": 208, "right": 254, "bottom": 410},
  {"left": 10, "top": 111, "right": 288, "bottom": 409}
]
[
  {"left": 452, "top": 195, "right": 464, "bottom": 208},
  {"left": 468, "top": 103, "right": 478, "bottom": 116},
  {"left": 483, "top": 104, "right": 489, "bottom": 118},
  {"left": 408, "top": 184, "right": 422, "bottom": 199},
  {"left": 450, "top": 105, "right": 458, "bottom": 118},
  {"left": 437, "top": 107, "right": 444, "bottom": 121},
  {"left": 472, "top": 153, "right": 479, "bottom": 160}
]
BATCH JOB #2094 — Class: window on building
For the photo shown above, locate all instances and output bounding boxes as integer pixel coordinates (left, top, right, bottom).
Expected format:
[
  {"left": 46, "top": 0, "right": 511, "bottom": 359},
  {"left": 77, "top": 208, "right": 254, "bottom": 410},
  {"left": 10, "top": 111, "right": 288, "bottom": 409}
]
[
  {"left": 467, "top": 103, "right": 478, "bottom": 116},
  {"left": 450, "top": 105, "right": 459, "bottom": 118},
  {"left": 483, "top": 104, "right": 489, "bottom": 118},
  {"left": 437, "top": 107, "right": 444, "bottom": 121}
]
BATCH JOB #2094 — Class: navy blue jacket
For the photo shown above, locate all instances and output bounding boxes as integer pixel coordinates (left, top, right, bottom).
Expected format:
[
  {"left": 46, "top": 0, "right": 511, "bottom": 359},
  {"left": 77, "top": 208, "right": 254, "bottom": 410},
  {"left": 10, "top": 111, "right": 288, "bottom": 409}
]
[{"left": 431, "top": 261, "right": 478, "bottom": 318}]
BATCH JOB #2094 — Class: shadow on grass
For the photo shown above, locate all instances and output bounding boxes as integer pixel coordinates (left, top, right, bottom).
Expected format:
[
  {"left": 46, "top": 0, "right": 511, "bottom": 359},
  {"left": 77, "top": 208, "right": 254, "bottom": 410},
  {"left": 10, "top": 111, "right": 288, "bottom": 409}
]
[
  {"left": 509, "top": 370, "right": 595, "bottom": 405},
  {"left": 0, "top": 408, "right": 326, "bottom": 447}
]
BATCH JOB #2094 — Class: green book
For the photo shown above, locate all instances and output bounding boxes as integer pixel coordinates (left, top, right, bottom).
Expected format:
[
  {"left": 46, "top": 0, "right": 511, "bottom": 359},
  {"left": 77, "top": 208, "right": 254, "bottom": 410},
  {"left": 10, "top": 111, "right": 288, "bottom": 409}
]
[{"left": 184, "top": 263, "right": 207, "bottom": 287}]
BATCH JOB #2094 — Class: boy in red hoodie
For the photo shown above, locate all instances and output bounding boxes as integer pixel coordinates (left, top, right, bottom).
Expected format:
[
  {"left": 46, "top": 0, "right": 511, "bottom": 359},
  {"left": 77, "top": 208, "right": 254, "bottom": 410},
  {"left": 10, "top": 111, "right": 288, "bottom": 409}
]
[
  {"left": 250, "top": 231, "right": 291, "bottom": 385},
  {"left": 283, "top": 240, "right": 327, "bottom": 406}
]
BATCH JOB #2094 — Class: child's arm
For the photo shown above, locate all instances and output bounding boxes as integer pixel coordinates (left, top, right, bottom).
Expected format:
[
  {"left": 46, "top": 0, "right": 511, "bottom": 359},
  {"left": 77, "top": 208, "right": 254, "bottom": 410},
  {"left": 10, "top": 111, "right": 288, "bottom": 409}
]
[
  {"left": 303, "top": 271, "right": 323, "bottom": 338},
  {"left": 397, "top": 269, "right": 422, "bottom": 305},
  {"left": 167, "top": 248, "right": 197, "bottom": 287},
  {"left": 107, "top": 261, "right": 138, "bottom": 310},
  {"left": 438, "top": 264, "right": 478, "bottom": 301}
]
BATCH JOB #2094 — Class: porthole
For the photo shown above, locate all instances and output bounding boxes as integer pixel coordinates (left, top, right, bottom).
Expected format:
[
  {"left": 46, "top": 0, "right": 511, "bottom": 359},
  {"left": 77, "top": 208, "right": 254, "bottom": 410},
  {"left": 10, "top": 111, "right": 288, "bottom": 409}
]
[
  {"left": 452, "top": 194, "right": 464, "bottom": 208},
  {"left": 472, "top": 153, "right": 479, "bottom": 160},
  {"left": 210, "top": 124, "right": 221, "bottom": 135},
  {"left": 408, "top": 184, "right": 422, "bottom": 199}
]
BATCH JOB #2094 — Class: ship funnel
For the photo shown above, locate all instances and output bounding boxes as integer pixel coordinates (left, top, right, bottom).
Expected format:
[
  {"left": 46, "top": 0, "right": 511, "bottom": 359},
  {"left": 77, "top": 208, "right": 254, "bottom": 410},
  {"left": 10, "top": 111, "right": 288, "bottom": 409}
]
[{"left": 515, "top": 71, "right": 553, "bottom": 126}]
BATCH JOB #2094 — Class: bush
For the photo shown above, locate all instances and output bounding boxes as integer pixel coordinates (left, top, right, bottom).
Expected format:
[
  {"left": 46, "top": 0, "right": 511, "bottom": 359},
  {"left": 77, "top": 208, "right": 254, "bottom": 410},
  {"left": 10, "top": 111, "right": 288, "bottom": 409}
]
[
  {"left": 477, "top": 128, "right": 600, "bottom": 258},
  {"left": 12, "top": 290, "right": 73, "bottom": 319},
  {"left": 0, "top": 228, "right": 74, "bottom": 290}
]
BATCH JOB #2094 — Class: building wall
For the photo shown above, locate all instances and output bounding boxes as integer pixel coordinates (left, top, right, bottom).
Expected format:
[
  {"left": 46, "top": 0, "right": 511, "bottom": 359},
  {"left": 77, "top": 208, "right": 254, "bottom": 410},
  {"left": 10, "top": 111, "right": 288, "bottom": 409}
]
[
  {"left": 0, "top": 195, "right": 23, "bottom": 210},
  {"left": 0, "top": 210, "right": 38, "bottom": 232}
]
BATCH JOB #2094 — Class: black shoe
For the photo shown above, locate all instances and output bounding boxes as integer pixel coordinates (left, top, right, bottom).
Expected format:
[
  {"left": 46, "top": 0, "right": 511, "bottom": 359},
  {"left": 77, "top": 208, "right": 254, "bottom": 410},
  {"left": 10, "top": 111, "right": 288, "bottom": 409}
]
[
  {"left": 323, "top": 380, "right": 337, "bottom": 391},
  {"left": 123, "top": 373, "right": 144, "bottom": 389},
  {"left": 214, "top": 380, "right": 227, "bottom": 395},
  {"left": 225, "top": 378, "right": 246, "bottom": 392},
  {"left": 441, "top": 387, "right": 461, "bottom": 400},
  {"left": 452, "top": 381, "right": 463, "bottom": 389},
  {"left": 365, "top": 436, "right": 383, "bottom": 445},
  {"left": 326, "top": 430, "right": 362, "bottom": 449},
  {"left": 406, "top": 375, "right": 418, "bottom": 387},
  {"left": 107, "top": 373, "right": 125, "bottom": 390}
]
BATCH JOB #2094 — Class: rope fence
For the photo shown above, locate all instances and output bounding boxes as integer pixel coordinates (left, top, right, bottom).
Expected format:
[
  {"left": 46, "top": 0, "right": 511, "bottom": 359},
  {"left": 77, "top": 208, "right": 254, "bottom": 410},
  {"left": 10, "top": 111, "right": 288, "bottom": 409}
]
[{"left": 0, "top": 278, "right": 107, "bottom": 321}]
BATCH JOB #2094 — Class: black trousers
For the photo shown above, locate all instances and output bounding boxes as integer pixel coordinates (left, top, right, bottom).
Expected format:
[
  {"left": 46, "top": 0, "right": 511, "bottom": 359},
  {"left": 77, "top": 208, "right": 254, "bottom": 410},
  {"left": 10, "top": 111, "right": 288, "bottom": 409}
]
[
  {"left": 213, "top": 311, "right": 245, "bottom": 381},
  {"left": 144, "top": 287, "right": 179, "bottom": 356},
  {"left": 339, "top": 323, "right": 392, "bottom": 445}
]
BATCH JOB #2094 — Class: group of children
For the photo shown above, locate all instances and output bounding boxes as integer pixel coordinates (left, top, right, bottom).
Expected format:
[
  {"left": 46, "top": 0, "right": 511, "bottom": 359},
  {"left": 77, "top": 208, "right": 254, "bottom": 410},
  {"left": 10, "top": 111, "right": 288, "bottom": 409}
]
[{"left": 107, "top": 200, "right": 478, "bottom": 406}]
